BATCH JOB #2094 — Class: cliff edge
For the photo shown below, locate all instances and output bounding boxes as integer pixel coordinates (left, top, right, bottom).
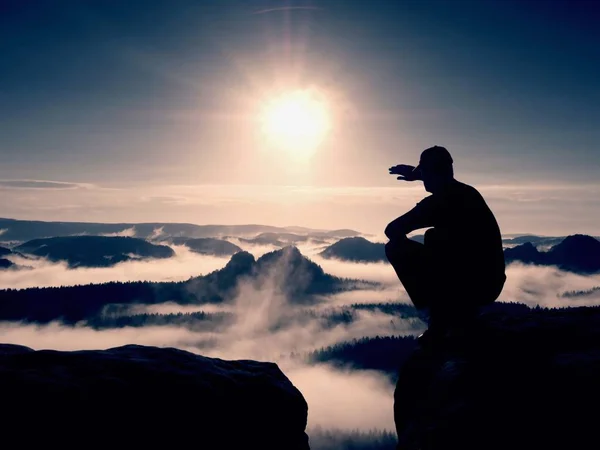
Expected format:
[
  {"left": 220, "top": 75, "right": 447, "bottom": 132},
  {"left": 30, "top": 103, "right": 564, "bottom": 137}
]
[
  {"left": 0, "top": 344, "right": 309, "bottom": 450},
  {"left": 395, "top": 304, "right": 600, "bottom": 450}
]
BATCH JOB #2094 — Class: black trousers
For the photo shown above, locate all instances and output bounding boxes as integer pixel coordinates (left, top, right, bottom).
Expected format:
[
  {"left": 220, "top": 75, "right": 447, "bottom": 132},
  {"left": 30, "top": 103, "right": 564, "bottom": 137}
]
[
  {"left": 386, "top": 229, "right": 505, "bottom": 449},
  {"left": 385, "top": 229, "right": 503, "bottom": 332}
]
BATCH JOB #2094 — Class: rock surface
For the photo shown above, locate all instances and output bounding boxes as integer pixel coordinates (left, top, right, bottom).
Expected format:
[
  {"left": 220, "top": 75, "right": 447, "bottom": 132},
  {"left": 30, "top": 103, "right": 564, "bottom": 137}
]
[
  {"left": 0, "top": 344, "right": 310, "bottom": 450},
  {"left": 394, "top": 304, "right": 600, "bottom": 450}
]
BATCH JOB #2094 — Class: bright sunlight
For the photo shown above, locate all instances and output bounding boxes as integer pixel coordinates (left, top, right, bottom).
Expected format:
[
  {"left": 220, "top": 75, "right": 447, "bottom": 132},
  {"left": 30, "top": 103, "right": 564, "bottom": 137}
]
[{"left": 260, "top": 89, "right": 330, "bottom": 155}]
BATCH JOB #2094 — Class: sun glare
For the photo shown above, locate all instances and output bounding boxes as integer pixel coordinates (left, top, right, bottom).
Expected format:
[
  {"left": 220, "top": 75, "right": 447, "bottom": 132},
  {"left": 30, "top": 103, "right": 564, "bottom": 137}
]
[{"left": 260, "top": 89, "right": 330, "bottom": 155}]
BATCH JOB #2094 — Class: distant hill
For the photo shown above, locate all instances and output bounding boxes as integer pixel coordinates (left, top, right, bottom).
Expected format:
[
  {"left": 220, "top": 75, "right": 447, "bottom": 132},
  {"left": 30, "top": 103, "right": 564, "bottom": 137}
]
[
  {"left": 169, "top": 237, "right": 242, "bottom": 256},
  {"left": 0, "top": 246, "right": 23, "bottom": 269},
  {"left": 255, "top": 246, "right": 348, "bottom": 300},
  {"left": 502, "top": 235, "right": 566, "bottom": 248},
  {"left": 319, "top": 235, "right": 425, "bottom": 263},
  {"left": 0, "top": 259, "right": 14, "bottom": 269},
  {"left": 308, "top": 229, "right": 360, "bottom": 239},
  {"left": 282, "top": 227, "right": 360, "bottom": 239},
  {"left": 505, "top": 234, "right": 600, "bottom": 273},
  {"left": 547, "top": 234, "right": 600, "bottom": 273},
  {"left": 408, "top": 234, "right": 426, "bottom": 244},
  {"left": 188, "top": 246, "right": 356, "bottom": 304},
  {"left": 0, "top": 247, "right": 373, "bottom": 323},
  {"left": 319, "top": 234, "right": 600, "bottom": 273},
  {"left": 504, "top": 242, "right": 544, "bottom": 265},
  {"left": 0, "top": 218, "right": 361, "bottom": 242},
  {"left": 320, "top": 237, "right": 387, "bottom": 263},
  {"left": 239, "top": 232, "right": 310, "bottom": 247},
  {"left": 15, "top": 236, "right": 175, "bottom": 268}
]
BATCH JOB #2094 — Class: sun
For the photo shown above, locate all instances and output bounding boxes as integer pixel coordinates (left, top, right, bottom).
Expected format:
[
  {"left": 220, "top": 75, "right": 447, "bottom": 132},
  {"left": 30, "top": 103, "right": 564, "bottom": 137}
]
[{"left": 260, "top": 89, "right": 330, "bottom": 154}]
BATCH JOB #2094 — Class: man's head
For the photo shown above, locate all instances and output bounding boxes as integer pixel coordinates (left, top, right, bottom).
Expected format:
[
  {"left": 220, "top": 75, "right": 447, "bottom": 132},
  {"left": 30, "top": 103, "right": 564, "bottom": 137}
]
[{"left": 414, "top": 146, "right": 454, "bottom": 193}]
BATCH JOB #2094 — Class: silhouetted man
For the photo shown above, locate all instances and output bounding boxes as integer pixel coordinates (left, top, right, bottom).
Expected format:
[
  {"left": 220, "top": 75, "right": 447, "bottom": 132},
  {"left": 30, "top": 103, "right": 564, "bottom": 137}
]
[
  {"left": 385, "top": 145, "right": 505, "bottom": 338},
  {"left": 386, "top": 146, "right": 506, "bottom": 449}
]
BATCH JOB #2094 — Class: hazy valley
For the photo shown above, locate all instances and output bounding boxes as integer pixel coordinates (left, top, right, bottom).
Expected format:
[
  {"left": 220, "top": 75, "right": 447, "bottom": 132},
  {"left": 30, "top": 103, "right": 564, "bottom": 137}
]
[{"left": 2, "top": 218, "right": 600, "bottom": 448}]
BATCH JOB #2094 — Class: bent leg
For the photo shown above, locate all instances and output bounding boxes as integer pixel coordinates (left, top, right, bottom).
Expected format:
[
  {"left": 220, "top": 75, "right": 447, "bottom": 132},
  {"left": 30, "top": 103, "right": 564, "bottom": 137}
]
[{"left": 385, "top": 237, "right": 431, "bottom": 310}]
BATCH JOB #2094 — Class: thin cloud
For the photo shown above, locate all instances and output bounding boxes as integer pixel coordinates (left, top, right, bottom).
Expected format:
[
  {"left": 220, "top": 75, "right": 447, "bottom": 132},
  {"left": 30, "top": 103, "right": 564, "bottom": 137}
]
[
  {"left": 100, "top": 226, "right": 137, "bottom": 237},
  {"left": 252, "top": 6, "right": 323, "bottom": 15},
  {"left": 149, "top": 226, "right": 165, "bottom": 240},
  {"left": 0, "top": 180, "right": 93, "bottom": 190}
]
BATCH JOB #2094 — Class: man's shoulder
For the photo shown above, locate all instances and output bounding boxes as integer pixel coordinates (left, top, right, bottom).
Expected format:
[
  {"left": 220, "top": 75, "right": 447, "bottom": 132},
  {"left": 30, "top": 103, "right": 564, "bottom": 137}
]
[
  {"left": 452, "top": 180, "right": 484, "bottom": 199},
  {"left": 453, "top": 180, "right": 478, "bottom": 192},
  {"left": 416, "top": 194, "right": 436, "bottom": 209}
]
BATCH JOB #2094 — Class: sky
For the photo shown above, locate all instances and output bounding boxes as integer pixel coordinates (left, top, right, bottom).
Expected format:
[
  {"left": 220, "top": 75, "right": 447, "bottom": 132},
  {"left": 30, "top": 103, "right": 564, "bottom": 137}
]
[{"left": 1, "top": 0, "right": 599, "bottom": 235}]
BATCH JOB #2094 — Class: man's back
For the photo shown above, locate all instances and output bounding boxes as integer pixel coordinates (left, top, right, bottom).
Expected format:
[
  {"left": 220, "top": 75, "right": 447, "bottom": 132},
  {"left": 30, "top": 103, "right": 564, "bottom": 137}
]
[{"left": 412, "top": 180, "right": 505, "bottom": 282}]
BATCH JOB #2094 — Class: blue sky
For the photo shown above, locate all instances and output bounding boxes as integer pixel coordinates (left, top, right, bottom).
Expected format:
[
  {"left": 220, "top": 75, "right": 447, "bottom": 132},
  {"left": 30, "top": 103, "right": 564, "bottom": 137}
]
[{"left": 1, "top": 0, "right": 599, "bottom": 234}]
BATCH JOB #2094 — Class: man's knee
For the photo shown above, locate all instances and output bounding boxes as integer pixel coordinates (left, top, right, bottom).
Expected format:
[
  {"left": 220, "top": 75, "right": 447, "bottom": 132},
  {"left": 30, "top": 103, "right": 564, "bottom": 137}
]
[
  {"left": 385, "top": 240, "right": 396, "bottom": 261},
  {"left": 385, "top": 239, "right": 405, "bottom": 262},
  {"left": 385, "top": 239, "right": 412, "bottom": 266},
  {"left": 386, "top": 238, "right": 428, "bottom": 274}
]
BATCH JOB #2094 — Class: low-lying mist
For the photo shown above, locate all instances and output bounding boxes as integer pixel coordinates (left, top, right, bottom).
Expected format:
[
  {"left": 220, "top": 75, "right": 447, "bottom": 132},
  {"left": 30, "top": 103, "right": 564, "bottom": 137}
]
[
  {"left": 0, "top": 262, "right": 411, "bottom": 430},
  {"left": 500, "top": 263, "right": 600, "bottom": 307},
  {"left": 2, "top": 242, "right": 600, "bottom": 432},
  {"left": 0, "top": 246, "right": 230, "bottom": 289}
]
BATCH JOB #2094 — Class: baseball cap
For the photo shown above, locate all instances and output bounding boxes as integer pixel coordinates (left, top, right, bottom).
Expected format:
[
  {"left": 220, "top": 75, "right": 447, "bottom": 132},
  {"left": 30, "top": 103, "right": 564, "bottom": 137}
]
[{"left": 413, "top": 145, "right": 453, "bottom": 174}]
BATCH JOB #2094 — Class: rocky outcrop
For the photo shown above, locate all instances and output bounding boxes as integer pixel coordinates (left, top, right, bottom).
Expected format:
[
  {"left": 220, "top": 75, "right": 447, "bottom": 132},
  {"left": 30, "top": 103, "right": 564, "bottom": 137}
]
[
  {"left": 0, "top": 344, "right": 310, "bottom": 450},
  {"left": 394, "top": 304, "right": 600, "bottom": 450}
]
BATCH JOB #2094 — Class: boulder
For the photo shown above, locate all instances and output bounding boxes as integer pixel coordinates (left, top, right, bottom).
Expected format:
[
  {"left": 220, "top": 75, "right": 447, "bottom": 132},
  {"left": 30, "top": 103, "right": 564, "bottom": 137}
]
[
  {"left": 0, "top": 344, "right": 309, "bottom": 450},
  {"left": 394, "top": 305, "right": 600, "bottom": 450}
]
